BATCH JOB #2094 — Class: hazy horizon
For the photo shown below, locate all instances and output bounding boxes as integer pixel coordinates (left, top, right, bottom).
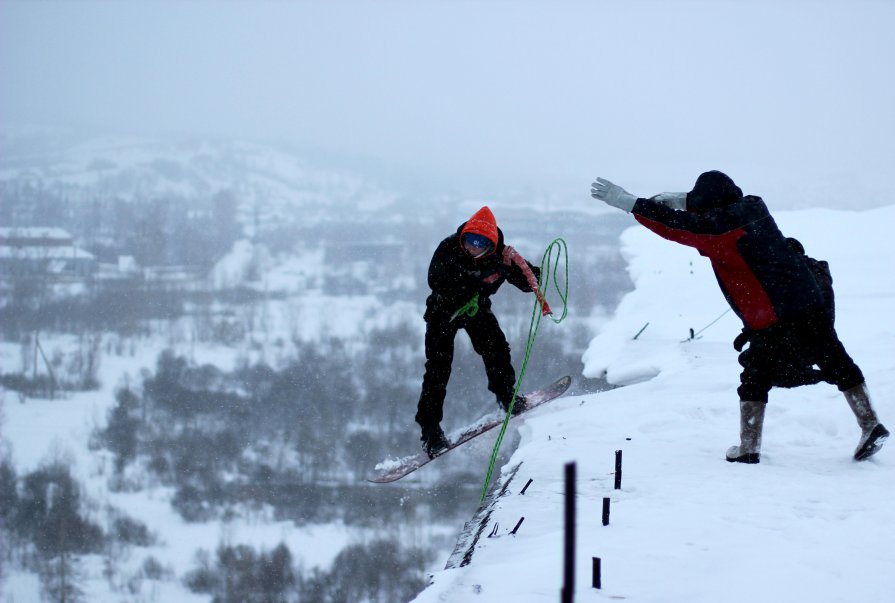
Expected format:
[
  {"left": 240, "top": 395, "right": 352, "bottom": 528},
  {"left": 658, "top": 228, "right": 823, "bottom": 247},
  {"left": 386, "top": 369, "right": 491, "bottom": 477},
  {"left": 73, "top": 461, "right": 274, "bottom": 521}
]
[{"left": 2, "top": 0, "right": 894, "bottom": 207}]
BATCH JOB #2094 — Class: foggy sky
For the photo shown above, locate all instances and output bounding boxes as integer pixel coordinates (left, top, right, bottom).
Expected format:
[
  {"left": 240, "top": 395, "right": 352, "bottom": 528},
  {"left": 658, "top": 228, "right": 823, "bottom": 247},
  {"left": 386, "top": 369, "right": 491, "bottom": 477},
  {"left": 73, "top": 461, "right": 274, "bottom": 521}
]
[{"left": 2, "top": 0, "right": 894, "bottom": 207}]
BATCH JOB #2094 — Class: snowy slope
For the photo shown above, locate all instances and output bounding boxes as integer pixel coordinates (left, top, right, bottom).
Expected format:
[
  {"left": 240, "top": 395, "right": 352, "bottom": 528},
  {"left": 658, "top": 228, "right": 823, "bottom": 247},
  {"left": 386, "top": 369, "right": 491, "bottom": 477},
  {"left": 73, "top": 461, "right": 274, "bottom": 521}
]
[{"left": 414, "top": 205, "right": 895, "bottom": 603}]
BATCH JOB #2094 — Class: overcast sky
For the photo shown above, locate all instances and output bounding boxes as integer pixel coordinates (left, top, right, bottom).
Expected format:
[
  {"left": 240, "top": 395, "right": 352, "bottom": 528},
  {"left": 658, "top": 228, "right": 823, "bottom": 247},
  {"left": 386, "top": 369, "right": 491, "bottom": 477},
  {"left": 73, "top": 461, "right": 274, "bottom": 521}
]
[{"left": 2, "top": 0, "right": 894, "bottom": 206}]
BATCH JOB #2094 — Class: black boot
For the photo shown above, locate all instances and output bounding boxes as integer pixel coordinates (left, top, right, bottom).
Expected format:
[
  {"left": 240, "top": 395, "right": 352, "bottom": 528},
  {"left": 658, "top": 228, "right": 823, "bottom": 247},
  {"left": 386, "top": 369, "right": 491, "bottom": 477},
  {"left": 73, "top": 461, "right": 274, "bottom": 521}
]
[
  {"left": 420, "top": 424, "right": 450, "bottom": 459},
  {"left": 498, "top": 394, "right": 526, "bottom": 416}
]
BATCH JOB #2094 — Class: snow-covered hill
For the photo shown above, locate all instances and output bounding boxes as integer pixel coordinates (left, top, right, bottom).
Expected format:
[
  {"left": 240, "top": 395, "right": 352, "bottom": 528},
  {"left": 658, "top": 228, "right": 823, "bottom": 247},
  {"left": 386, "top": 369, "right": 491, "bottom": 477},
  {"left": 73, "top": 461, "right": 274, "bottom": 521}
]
[
  {"left": 0, "top": 131, "right": 399, "bottom": 229},
  {"left": 414, "top": 205, "right": 895, "bottom": 603}
]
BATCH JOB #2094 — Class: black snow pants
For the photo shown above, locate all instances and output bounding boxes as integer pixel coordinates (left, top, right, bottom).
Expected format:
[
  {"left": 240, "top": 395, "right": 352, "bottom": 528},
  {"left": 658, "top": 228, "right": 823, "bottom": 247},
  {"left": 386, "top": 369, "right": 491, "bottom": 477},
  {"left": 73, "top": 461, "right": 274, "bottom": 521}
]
[
  {"left": 737, "top": 309, "right": 864, "bottom": 403},
  {"left": 415, "top": 307, "right": 516, "bottom": 428}
]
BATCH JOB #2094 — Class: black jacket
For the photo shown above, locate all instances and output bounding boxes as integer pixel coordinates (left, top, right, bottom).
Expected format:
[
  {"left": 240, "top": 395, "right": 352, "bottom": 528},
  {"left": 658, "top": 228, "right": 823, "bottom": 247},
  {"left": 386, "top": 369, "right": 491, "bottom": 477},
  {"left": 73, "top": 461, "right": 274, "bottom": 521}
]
[
  {"left": 631, "top": 195, "right": 825, "bottom": 331},
  {"left": 425, "top": 222, "right": 539, "bottom": 321}
]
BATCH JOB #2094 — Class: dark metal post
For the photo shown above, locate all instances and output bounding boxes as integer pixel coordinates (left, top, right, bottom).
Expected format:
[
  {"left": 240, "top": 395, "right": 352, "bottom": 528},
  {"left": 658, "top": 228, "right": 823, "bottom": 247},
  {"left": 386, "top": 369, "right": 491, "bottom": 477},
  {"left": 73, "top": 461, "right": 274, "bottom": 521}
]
[
  {"left": 561, "top": 462, "right": 576, "bottom": 603},
  {"left": 510, "top": 517, "right": 525, "bottom": 535},
  {"left": 520, "top": 478, "right": 533, "bottom": 495},
  {"left": 602, "top": 497, "right": 610, "bottom": 526},
  {"left": 614, "top": 450, "right": 623, "bottom": 490},
  {"left": 592, "top": 557, "right": 602, "bottom": 589},
  {"left": 632, "top": 322, "right": 650, "bottom": 340}
]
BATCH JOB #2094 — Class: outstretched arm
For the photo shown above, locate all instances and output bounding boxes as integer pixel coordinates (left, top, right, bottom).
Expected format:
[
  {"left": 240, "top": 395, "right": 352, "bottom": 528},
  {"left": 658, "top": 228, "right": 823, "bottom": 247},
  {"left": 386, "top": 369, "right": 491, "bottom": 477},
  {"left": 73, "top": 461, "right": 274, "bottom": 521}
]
[
  {"left": 648, "top": 192, "right": 688, "bottom": 210},
  {"left": 591, "top": 177, "right": 687, "bottom": 211},
  {"left": 591, "top": 176, "right": 766, "bottom": 249},
  {"left": 503, "top": 246, "right": 551, "bottom": 315}
]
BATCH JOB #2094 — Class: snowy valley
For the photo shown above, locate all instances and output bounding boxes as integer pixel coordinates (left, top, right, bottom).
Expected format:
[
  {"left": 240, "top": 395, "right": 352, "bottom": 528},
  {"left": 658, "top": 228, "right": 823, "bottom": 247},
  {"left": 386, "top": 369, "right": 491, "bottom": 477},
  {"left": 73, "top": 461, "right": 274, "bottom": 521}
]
[{"left": 0, "top": 133, "right": 630, "bottom": 602}]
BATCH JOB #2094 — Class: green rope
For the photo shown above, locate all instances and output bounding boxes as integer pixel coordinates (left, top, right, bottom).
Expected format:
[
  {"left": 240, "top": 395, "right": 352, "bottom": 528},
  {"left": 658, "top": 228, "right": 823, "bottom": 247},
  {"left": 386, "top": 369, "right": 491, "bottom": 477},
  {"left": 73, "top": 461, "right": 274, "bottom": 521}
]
[
  {"left": 451, "top": 292, "right": 480, "bottom": 321},
  {"left": 480, "top": 238, "right": 569, "bottom": 501}
]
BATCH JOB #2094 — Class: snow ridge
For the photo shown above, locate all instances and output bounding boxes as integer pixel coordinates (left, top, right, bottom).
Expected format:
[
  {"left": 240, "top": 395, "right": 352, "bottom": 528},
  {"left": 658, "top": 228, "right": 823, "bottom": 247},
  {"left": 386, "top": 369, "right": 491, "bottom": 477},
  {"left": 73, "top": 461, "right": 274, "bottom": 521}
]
[{"left": 414, "top": 205, "right": 895, "bottom": 603}]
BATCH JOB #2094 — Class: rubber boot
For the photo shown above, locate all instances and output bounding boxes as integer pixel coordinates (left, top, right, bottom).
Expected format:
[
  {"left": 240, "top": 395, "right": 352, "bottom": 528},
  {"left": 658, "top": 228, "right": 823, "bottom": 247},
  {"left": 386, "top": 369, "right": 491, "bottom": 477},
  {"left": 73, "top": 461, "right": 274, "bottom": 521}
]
[
  {"left": 726, "top": 400, "right": 765, "bottom": 464},
  {"left": 843, "top": 382, "right": 889, "bottom": 461}
]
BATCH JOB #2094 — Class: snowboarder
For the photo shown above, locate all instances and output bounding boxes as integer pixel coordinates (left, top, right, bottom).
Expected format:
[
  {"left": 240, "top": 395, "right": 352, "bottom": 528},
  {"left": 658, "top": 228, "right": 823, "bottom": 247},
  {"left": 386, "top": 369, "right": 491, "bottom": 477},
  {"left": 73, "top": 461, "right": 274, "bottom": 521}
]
[
  {"left": 590, "top": 170, "right": 888, "bottom": 463},
  {"left": 416, "top": 206, "right": 545, "bottom": 458}
]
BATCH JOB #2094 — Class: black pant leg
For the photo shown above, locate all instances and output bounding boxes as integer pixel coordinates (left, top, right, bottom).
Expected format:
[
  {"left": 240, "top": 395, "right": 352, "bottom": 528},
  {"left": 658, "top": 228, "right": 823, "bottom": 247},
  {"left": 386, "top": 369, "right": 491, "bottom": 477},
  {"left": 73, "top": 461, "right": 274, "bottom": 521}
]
[
  {"left": 416, "top": 317, "right": 458, "bottom": 427},
  {"left": 796, "top": 313, "right": 864, "bottom": 391},
  {"left": 738, "top": 311, "right": 865, "bottom": 402},
  {"left": 737, "top": 330, "right": 781, "bottom": 403},
  {"left": 465, "top": 309, "right": 517, "bottom": 402}
]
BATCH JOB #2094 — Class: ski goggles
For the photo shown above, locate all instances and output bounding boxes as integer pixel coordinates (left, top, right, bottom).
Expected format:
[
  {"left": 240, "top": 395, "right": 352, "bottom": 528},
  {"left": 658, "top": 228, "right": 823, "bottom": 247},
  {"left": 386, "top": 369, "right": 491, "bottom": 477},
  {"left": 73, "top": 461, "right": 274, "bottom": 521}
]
[{"left": 462, "top": 233, "right": 494, "bottom": 257}]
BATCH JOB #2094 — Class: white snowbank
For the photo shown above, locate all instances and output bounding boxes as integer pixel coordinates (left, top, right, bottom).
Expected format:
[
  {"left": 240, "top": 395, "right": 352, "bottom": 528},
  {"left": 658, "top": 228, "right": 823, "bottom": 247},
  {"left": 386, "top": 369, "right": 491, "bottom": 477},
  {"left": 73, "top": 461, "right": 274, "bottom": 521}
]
[{"left": 414, "top": 205, "right": 895, "bottom": 603}]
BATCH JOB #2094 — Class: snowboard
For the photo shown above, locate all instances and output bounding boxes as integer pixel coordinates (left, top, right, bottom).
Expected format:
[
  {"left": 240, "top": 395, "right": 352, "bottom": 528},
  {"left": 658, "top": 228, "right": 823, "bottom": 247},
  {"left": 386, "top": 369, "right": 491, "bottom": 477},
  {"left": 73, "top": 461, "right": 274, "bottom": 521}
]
[{"left": 368, "top": 375, "right": 572, "bottom": 484}]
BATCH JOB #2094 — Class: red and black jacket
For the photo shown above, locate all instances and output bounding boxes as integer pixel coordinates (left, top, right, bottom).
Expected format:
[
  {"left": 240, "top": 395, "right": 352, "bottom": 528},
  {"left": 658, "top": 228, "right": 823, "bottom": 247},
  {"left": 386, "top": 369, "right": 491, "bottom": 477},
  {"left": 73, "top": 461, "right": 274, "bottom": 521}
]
[{"left": 631, "top": 195, "right": 825, "bottom": 331}]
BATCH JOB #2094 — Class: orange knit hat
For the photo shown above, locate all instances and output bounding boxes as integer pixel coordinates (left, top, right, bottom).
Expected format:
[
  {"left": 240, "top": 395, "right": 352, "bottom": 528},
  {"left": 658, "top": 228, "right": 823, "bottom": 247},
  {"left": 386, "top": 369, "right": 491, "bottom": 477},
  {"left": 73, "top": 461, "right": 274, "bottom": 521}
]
[{"left": 460, "top": 206, "right": 499, "bottom": 247}]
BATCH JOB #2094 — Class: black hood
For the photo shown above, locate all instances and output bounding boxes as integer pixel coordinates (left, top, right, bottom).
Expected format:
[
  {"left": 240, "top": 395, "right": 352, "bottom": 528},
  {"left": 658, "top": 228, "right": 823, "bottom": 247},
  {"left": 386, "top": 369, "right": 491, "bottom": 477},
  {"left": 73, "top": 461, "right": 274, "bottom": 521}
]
[{"left": 687, "top": 170, "right": 744, "bottom": 211}]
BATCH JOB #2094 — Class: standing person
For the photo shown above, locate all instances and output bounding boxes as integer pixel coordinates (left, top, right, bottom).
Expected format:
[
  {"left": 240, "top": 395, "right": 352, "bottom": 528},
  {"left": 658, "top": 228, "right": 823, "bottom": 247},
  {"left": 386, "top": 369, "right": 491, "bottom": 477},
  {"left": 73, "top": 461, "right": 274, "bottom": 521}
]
[
  {"left": 590, "top": 170, "right": 888, "bottom": 463},
  {"left": 416, "top": 206, "right": 545, "bottom": 458}
]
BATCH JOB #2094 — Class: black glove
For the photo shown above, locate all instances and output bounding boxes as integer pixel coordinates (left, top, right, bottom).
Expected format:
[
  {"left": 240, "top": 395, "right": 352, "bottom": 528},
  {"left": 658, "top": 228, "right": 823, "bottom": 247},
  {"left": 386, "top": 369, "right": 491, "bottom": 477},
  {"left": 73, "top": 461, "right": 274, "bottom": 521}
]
[{"left": 733, "top": 330, "right": 751, "bottom": 352}]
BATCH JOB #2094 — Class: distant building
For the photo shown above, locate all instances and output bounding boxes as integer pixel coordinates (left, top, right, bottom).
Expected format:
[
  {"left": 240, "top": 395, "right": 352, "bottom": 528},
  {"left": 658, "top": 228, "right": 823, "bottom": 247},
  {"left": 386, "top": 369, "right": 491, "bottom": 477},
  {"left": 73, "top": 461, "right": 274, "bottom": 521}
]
[
  {"left": 95, "top": 255, "right": 142, "bottom": 284},
  {"left": 0, "top": 228, "right": 213, "bottom": 303},
  {"left": 0, "top": 227, "right": 97, "bottom": 280},
  {"left": 142, "top": 264, "right": 207, "bottom": 291}
]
